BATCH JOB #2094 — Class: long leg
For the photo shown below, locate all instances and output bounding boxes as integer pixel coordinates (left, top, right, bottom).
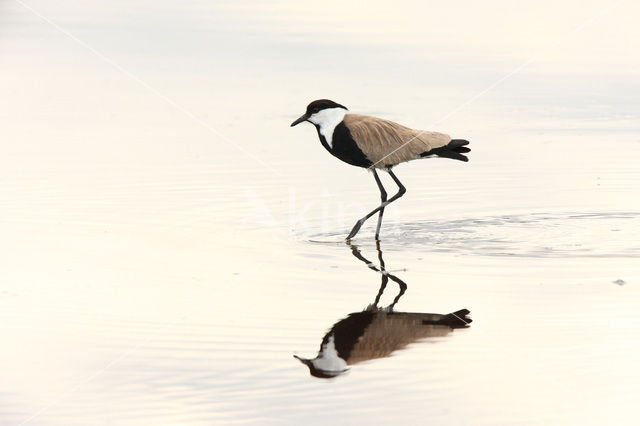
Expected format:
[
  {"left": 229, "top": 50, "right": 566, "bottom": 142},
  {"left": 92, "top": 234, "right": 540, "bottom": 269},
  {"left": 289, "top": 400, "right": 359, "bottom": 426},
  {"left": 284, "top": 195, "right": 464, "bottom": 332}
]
[
  {"left": 346, "top": 169, "right": 406, "bottom": 240},
  {"left": 376, "top": 239, "right": 385, "bottom": 271},
  {"left": 373, "top": 170, "right": 387, "bottom": 240}
]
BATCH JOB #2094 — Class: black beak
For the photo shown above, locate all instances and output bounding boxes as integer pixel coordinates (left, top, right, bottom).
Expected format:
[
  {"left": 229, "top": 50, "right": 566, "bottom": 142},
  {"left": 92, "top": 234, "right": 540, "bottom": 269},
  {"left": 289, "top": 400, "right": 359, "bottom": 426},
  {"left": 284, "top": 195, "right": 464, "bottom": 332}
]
[
  {"left": 290, "top": 113, "right": 308, "bottom": 127},
  {"left": 293, "top": 354, "right": 312, "bottom": 367}
]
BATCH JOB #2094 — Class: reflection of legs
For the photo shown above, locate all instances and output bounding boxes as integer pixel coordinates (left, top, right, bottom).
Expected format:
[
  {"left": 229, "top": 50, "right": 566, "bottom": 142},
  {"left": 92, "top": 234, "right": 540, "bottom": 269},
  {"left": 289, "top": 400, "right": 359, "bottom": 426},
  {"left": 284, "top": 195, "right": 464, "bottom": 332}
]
[
  {"left": 373, "top": 239, "right": 387, "bottom": 306},
  {"left": 347, "top": 169, "right": 406, "bottom": 240},
  {"left": 373, "top": 275, "right": 388, "bottom": 307},
  {"left": 375, "top": 239, "right": 407, "bottom": 310},
  {"left": 349, "top": 243, "right": 377, "bottom": 273},
  {"left": 373, "top": 170, "right": 387, "bottom": 240},
  {"left": 348, "top": 241, "right": 407, "bottom": 310},
  {"left": 387, "top": 274, "right": 407, "bottom": 311},
  {"left": 349, "top": 243, "right": 386, "bottom": 308}
]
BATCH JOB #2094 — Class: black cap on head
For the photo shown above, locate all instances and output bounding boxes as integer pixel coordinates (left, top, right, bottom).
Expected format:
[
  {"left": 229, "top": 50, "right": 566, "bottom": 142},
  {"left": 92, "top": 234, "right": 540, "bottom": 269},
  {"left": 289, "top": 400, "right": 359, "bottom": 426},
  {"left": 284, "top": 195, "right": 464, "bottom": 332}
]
[
  {"left": 305, "top": 99, "right": 348, "bottom": 115},
  {"left": 291, "top": 99, "right": 348, "bottom": 127}
]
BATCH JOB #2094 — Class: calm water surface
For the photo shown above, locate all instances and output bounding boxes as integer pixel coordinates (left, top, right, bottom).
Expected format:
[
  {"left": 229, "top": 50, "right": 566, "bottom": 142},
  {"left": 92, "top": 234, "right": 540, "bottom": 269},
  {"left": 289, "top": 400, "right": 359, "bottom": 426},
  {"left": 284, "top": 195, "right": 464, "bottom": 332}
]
[{"left": 1, "top": 1, "right": 640, "bottom": 424}]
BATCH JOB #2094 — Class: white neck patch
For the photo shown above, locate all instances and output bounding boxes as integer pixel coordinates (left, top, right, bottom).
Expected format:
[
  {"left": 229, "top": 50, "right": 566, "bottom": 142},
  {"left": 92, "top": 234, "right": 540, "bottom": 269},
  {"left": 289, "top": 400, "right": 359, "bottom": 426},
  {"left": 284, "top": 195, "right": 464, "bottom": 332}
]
[
  {"left": 308, "top": 107, "right": 346, "bottom": 148},
  {"left": 312, "top": 334, "right": 348, "bottom": 372}
]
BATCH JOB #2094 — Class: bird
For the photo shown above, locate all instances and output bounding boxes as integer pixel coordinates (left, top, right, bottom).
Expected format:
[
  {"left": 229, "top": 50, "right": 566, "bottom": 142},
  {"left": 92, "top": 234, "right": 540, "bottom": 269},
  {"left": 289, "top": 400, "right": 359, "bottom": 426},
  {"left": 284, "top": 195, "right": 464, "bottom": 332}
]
[
  {"left": 294, "top": 308, "right": 472, "bottom": 378},
  {"left": 294, "top": 241, "right": 472, "bottom": 378},
  {"left": 291, "top": 99, "right": 470, "bottom": 240}
]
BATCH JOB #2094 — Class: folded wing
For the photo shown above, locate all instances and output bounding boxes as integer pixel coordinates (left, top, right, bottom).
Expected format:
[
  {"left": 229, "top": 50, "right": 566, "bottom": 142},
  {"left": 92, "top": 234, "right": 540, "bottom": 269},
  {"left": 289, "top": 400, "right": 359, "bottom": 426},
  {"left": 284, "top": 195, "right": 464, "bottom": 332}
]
[{"left": 344, "top": 114, "right": 451, "bottom": 168}]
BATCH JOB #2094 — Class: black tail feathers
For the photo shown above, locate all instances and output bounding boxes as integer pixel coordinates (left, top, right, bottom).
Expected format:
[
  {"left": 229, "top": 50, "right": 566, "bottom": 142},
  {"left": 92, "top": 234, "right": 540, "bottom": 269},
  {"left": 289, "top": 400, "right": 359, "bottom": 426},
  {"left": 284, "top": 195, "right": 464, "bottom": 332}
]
[
  {"left": 423, "top": 309, "right": 472, "bottom": 328},
  {"left": 420, "top": 139, "right": 470, "bottom": 162}
]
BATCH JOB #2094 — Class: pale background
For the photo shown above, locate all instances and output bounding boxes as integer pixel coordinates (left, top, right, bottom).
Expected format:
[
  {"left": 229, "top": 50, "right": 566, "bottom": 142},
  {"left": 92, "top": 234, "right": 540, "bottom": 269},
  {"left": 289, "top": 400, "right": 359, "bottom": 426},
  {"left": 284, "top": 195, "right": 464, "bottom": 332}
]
[{"left": 1, "top": 1, "right": 639, "bottom": 424}]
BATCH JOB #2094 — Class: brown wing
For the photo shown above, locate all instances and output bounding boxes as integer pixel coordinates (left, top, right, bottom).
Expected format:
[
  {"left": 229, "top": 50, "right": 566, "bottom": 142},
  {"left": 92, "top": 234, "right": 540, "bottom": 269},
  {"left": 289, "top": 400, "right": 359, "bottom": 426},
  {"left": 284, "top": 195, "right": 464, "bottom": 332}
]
[
  {"left": 347, "top": 312, "right": 453, "bottom": 365},
  {"left": 343, "top": 114, "right": 451, "bottom": 168}
]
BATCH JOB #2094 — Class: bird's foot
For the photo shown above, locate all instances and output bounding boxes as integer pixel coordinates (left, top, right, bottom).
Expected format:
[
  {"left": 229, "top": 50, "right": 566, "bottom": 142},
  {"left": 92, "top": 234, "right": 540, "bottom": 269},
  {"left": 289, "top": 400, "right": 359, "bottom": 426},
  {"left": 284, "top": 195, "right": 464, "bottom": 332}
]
[{"left": 346, "top": 219, "right": 365, "bottom": 240}]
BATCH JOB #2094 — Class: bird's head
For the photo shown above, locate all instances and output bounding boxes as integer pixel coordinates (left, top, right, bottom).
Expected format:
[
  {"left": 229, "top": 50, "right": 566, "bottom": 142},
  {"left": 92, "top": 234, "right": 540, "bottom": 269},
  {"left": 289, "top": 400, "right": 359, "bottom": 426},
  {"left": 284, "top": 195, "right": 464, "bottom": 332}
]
[
  {"left": 290, "top": 99, "right": 348, "bottom": 128},
  {"left": 293, "top": 354, "right": 349, "bottom": 379}
]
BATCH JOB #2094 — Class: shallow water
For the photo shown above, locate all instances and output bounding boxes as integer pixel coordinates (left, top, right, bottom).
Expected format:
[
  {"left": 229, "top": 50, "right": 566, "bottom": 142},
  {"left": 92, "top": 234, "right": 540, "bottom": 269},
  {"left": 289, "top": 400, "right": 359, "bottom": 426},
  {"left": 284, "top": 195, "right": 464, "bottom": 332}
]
[{"left": 1, "top": 0, "right": 640, "bottom": 425}]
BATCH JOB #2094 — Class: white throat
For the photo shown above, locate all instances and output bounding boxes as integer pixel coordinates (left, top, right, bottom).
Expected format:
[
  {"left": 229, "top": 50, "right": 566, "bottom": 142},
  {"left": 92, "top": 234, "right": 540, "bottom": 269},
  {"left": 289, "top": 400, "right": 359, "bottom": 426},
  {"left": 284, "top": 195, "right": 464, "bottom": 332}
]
[
  {"left": 309, "top": 108, "right": 346, "bottom": 148},
  {"left": 312, "top": 334, "right": 348, "bottom": 372}
]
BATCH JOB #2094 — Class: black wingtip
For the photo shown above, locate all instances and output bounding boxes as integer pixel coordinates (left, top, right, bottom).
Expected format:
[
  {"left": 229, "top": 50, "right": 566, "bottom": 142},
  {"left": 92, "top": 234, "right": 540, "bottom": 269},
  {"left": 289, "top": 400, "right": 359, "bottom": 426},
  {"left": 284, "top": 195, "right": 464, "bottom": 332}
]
[
  {"left": 420, "top": 139, "right": 471, "bottom": 162},
  {"left": 449, "top": 139, "right": 469, "bottom": 146},
  {"left": 429, "top": 309, "right": 472, "bottom": 328}
]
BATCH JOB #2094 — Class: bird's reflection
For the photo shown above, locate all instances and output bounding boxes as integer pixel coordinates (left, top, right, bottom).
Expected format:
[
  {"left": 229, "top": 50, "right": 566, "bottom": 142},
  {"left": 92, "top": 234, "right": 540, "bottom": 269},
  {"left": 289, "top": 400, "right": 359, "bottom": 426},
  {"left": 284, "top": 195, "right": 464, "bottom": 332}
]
[{"left": 294, "top": 241, "right": 471, "bottom": 379}]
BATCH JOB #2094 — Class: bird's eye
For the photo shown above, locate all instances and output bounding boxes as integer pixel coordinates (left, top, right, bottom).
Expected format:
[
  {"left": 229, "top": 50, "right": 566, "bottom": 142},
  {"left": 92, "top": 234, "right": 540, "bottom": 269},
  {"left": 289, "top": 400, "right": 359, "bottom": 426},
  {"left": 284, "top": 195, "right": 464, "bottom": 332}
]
[{"left": 312, "top": 108, "right": 319, "bottom": 113}]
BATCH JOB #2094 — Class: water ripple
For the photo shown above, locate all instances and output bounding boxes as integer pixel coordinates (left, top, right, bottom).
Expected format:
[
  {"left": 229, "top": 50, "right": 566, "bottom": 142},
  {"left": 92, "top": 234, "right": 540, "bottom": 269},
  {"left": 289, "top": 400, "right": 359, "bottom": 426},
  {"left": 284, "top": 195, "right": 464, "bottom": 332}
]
[{"left": 309, "top": 211, "right": 640, "bottom": 258}]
